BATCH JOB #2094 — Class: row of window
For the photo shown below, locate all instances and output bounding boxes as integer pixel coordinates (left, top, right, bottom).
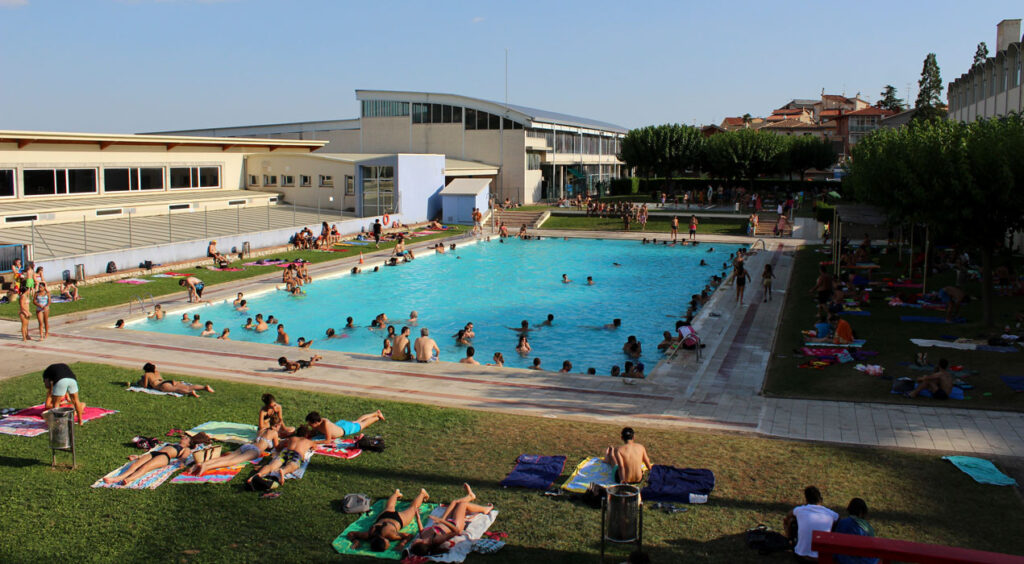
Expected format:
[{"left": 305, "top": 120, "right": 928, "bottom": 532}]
[
  {"left": 0, "top": 166, "right": 220, "bottom": 198},
  {"left": 249, "top": 174, "right": 356, "bottom": 195},
  {"left": 527, "top": 129, "right": 622, "bottom": 155},
  {"left": 361, "top": 100, "right": 410, "bottom": 118},
  {"left": 412, "top": 103, "right": 462, "bottom": 124},
  {"left": 950, "top": 50, "right": 1023, "bottom": 111},
  {"left": 465, "top": 108, "right": 523, "bottom": 130}
]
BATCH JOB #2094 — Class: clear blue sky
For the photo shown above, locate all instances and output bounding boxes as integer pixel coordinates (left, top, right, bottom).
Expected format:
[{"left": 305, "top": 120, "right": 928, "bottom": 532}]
[{"left": 1, "top": 0, "right": 1020, "bottom": 133}]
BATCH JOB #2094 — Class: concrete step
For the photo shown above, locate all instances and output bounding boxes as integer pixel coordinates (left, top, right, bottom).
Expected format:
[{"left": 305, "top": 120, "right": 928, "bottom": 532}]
[{"left": 489, "top": 210, "right": 548, "bottom": 228}]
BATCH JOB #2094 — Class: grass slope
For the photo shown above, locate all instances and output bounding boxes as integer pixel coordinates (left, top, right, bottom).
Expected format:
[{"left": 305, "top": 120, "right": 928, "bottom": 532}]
[
  {"left": 0, "top": 226, "right": 466, "bottom": 320},
  {"left": 541, "top": 215, "right": 745, "bottom": 235},
  {"left": 0, "top": 363, "right": 1021, "bottom": 563},
  {"left": 764, "top": 245, "right": 1024, "bottom": 411}
]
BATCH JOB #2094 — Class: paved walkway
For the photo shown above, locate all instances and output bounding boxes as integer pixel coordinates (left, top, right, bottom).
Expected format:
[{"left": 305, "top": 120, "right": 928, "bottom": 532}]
[{"left": 2, "top": 223, "right": 1022, "bottom": 458}]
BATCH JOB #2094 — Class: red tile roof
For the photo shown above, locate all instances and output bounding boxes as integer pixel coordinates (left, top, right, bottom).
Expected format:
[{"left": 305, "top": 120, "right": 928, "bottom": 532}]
[
  {"left": 722, "top": 117, "right": 745, "bottom": 125},
  {"left": 844, "top": 107, "right": 897, "bottom": 117},
  {"left": 772, "top": 108, "right": 804, "bottom": 115},
  {"left": 762, "top": 118, "right": 821, "bottom": 129},
  {"left": 820, "top": 109, "right": 841, "bottom": 116},
  {"left": 822, "top": 94, "right": 850, "bottom": 102}
]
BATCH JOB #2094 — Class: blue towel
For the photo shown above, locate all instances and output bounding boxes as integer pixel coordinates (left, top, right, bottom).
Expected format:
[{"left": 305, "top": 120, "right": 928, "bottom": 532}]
[
  {"left": 500, "top": 454, "right": 566, "bottom": 490},
  {"left": 640, "top": 465, "right": 715, "bottom": 503},
  {"left": 838, "top": 311, "right": 871, "bottom": 316},
  {"left": 917, "top": 387, "right": 966, "bottom": 400},
  {"left": 977, "top": 345, "right": 1018, "bottom": 353},
  {"left": 1000, "top": 375, "right": 1024, "bottom": 391},
  {"left": 942, "top": 456, "right": 1017, "bottom": 486},
  {"left": 900, "top": 315, "right": 966, "bottom": 324}
]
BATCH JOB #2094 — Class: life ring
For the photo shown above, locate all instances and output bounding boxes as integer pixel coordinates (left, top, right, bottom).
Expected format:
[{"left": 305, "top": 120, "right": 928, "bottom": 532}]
[{"left": 382, "top": 214, "right": 391, "bottom": 226}]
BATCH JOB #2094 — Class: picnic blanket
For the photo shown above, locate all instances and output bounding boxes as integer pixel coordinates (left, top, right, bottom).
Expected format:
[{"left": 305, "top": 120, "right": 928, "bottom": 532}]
[
  {"left": 500, "top": 454, "right": 566, "bottom": 490},
  {"left": 910, "top": 339, "right": 1018, "bottom": 352},
  {"left": 92, "top": 443, "right": 205, "bottom": 489},
  {"left": 1000, "top": 375, "right": 1024, "bottom": 392},
  {"left": 942, "top": 456, "right": 1017, "bottom": 486},
  {"left": 0, "top": 417, "right": 48, "bottom": 437},
  {"left": 641, "top": 465, "right": 715, "bottom": 503},
  {"left": 315, "top": 435, "right": 363, "bottom": 459},
  {"left": 900, "top": 315, "right": 965, "bottom": 324},
  {"left": 332, "top": 499, "right": 439, "bottom": 560},
  {"left": 159, "top": 271, "right": 192, "bottom": 277},
  {"left": 187, "top": 421, "right": 258, "bottom": 444},
  {"left": 170, "top": 462, "right": 248, "bottom": 484},
  {"left": 560, "top": 456, "right": 619, "bottom": 493},
  {"left": 803, "top": 339, "right": 866, "bottom": 348},
  {"left": 423, "top": 505, "right": 500, "bottom": 563},
  {"left": 126, "top": 386, "right": 183, "bottom": 397},
  {"left": 114, "top": 278, "right": 150, "bottom": 284}
]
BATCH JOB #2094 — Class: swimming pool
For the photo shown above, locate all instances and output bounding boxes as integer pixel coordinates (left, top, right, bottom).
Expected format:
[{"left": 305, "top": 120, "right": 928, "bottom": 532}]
[{"left": 132, "top": 238, "right": 741, "bottom": 375}]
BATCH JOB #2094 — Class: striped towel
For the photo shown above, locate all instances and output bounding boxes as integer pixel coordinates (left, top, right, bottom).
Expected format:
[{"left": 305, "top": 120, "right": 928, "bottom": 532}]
[
  {"left": 314, "top": 435, "right": 362, "bottom": 459},
  {"left": 92, "top": 444, "right": 205, "bottom": 489},
  {"left": 126, "top": 386, "right": 183, "bottom": 397},
  {"left": 0, "top": 417, "right": 48, "bottom": 437},
  {"left": 285, "top": 450, "right": 314, "bottom": 480},
  {"left": 171, "top": 462, "right": 248, "bottom": 484}
]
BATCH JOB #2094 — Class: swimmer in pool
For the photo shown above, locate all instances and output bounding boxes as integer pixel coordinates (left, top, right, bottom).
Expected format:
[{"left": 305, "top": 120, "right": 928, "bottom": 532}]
[
  {"left": 190, "top": 315, "right": 202, "bottom": 329},
  {"left": 345, "top": 317, "right": 356, "bottom": 329},
  {"left": 181, "top": 313, "right": 190, "bottom": 323},
  {"left": 255, "top": 314, "right": 269, "bottom": 332},
  {"left": 562, "top": 274, "right": 572, "bottom": 283},
  {"left": 297, "top": 337, "right": 314, "bottom": 349},
  {"left": 587, "top": 276, "right": 594, "bottom": 285},
  {"left": 233, "top": 292, "right": 244, "bottom": 306},
  {"left": 201, "top": 321, "right": 216, "bottom": 337},
  {"left": 236, "top": 299, "right": 248, "bottom": 312},
  {"left": 148, "top": 304, "right": 165, "bottom": 320},
  {"left": 603, "top": 319, "right": 622, "bottom": 330},
  {"left": 243, "top": 318, "right": 254, "bottom": 330},
  {"left": 516, "top": 335, "right": 531, "bottom": 355},
  {"left": 218, "top": 328, "right": 231, "bottom": 340},
  {"left": 276, "top": 324, "right": 290, "bottom": 345},
  {"left": 510, "top": 320, "right": 534, "bottom": 333},
  {"left": 538, "top": 314, "right": 555, "bottom": 327}
]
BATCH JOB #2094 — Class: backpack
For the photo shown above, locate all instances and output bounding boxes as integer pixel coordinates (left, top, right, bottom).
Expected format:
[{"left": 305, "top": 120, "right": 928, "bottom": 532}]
[
  {"left": 356, "top": 435, "right": 386, "bottom": 452},
  {"left": 106, "top": 261, "right": 118, "bottom": 274},
  {"left": 342, "top": 493, "right": 372, "bottom": 514},
  {"left": 745, "top": 524, "right": 790, "bottom": 555},
  {"left": 892, "top": 377, "right": 915, "bottom": 394}
]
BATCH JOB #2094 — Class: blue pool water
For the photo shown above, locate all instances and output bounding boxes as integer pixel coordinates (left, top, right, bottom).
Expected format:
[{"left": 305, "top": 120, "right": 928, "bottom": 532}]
[{"left": 133, "top": 238, "right": 741, "bottom": 375}]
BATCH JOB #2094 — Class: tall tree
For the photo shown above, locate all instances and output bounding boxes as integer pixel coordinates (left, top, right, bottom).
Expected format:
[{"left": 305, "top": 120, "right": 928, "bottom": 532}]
[
  {"left": 787, "top": 136, "right": 837, "bottom": 181},
  {"left": 704, "top": 128, "right": 787, "bottom": 188},
  {"left": 846, "top": 116, "right": 1024, "bottom": 326},
  {"left": 913, "top": 53, "right": 945, "bottom": 122},
  {"left": 618, "top": 124, "right": 704, "bottom": 185},
  {"left": 973, "top": 42, "right": 989, "bottom": 66},
  {"left": 876, "top": 85, "right": 905, "bottom": 112}
]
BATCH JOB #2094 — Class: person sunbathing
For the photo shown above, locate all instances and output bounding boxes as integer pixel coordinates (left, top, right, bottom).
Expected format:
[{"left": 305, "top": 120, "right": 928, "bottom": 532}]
[
  {"left": 304, "top": 409, "right": 384, "bottom": 441},
  {"left": 278, "top": 355, "right": 322, "bottom": 373},
  {"left": 102, "top": 433, "right": 209, "bottom": 485},
  {"left": 348, "top": 488, "right": 431, "bottom": 552},
  {"left": 186, "top": 422, "right": 280, "bottom": 476},
  {"left": 245, "top": 426, "right": 318, "bottom": 491},
  {"left": 136, "top": 362, "right": 215, "bottom": 397},
  {"left": 408, "top": 483, "right": 494, "bottom": 557}
]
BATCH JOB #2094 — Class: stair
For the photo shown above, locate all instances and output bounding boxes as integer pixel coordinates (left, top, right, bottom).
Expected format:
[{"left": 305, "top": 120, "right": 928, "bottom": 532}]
[
  {"left": 753, "top": 212, "right": 793, "bottom": 237},
  {"left": 488, "top": 209, "right": 548, "bottom": 230}
]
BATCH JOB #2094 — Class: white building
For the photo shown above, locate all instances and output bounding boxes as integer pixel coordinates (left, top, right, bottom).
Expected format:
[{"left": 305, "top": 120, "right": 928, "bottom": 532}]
[{"left": 947, "top": 19, "right": 1023, "bottom": 121}]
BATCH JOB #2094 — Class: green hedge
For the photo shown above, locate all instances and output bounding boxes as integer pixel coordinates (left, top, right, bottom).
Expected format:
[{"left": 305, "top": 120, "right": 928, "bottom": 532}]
[
  {"left": 609, "top": 177, "right": 640, "bottom": 195},
  {"left": 620, "top": 177, "right": 842, "bottom": 200}
]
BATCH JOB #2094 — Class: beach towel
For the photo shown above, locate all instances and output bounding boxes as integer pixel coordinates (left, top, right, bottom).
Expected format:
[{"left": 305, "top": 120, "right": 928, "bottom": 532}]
[
  {"left": 803, "top": 339, "right": 866, "bottom": 348},
  {"left": 0, "top": 417, "right": 48, "bottom": 437},
  {"left": 187, "top": 421, "right": 258, "bottom": 444},
  {"left": 13, "top": 405, "right": 117, "bottom": 423},
  {"left": 641, "top": 465, "right": 715, "bottom": 503},
  {"left": 285, "top": 450, "right": 314, "bottom": 480},
  {"left": 900, "top": 315, "right": 965, "bottom": 324},
  {"left": 149, "top": 274, "right": 177, "bottom": 278},
  {"left": 92, "top": 443, "right": 205, "bottom": 489},
  {"left": 838, "top": 310, "right": 871, "bottom": 316},
  {"left": 911, "top": 339, "right": 1018, "bottom": 352},
  {"left": 114, "top": 278, "right": 150, "bottom": 284},
  {"left": 159, "top": 272, "right": 192, "bottom": 277},
  {"left": 170, "top": 462, "right": 247, "bottom": 484},
  {"left": 243, "top": 260, "right": 287, "bottom": 266},
  {"left": 315, "top": 435, "right": 363, "bottom": 459},
  {"left": 49, "top": 296, "right": 75, "bottom": 303},
  {"left": 126, "top": 386, "right": 183, "bottom": 397},
  {"left": 206, "top": 267, "right": 244, "bottom": 272},
  {"left": 332, "top": 499, "right": 439, "bottom": 560},
  {"left": 424, "top": 506, "right": 500, "bottom": 563},
  {"left": 560, "top": 456, "right": 619, "bottom": 493},
  {"left": 999, "top": 375, "right": 1024, "bottom": 392},
  {"left": 338, "top": 240, "right": 370, "bottom": 246},
  {"left": 915, "top": 387, "right": 966, "bottom": 400},
  {"left": 942, "top": 456, "right": 1017, "bottom": 486},
  {"left": 500, "top": 454, "right": 566, "bottom": 489}
]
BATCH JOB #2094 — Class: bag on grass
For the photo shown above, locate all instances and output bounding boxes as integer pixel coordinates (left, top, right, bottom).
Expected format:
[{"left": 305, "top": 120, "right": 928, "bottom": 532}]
[
  {"left": 342, "top": 493, "right": 372, "bottom": 514},
  {"left": 356, "top": 435, "right": 386, "bottom": 452},
  {"left": 192, "top": 445, "right": 222, "bottom": 464},
  {"left": 106, "top": 261, "right": 118, "bottom": 274},
  {"left": 745, "top": 524, "right": 790, "bottom": 554},
  {"left": 892, "top": 377, "right": 915, "bottom": 394}
]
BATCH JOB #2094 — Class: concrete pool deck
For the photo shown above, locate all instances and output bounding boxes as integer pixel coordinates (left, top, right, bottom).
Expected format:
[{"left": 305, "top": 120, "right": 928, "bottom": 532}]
[{"left": 2, "top": 220, "right": 1023, "bottom": 458}]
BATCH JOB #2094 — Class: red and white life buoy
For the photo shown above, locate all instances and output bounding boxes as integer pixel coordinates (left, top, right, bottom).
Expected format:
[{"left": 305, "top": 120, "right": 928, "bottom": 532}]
[{"left": 382, "top": 214, "right": 391, "bottom": 226}]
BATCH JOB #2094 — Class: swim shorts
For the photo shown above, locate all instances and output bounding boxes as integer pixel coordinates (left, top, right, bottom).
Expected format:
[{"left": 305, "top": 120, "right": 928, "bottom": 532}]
[
  {"left": 938, "top": 288, "right": 951, "bottom": 304},
  {"left": 195, "top": 282, "right": 205, "bottom": 298},
  {"left": 51, "top": 377, "right": 79, "bottom": 396},
  {"left": 334, "top": 419, "right": 362, "bottom": 436}
]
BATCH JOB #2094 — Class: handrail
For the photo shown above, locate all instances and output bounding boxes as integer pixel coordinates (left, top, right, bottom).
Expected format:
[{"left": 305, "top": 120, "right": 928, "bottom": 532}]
[
  {"left": 753, "top": 239, "right": 767, "bottom": 250},
  {"left": 814, "top": 531, "right": 1024, "bottom": 564}
]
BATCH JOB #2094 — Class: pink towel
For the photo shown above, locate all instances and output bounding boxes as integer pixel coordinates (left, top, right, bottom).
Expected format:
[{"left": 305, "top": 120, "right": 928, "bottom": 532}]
[
  {"left": 13, "top": 405, "right": 117, "bottom": 422},
  {"left": 114, "top": 279, "right": 150, "bottom": 284},
  {"left": 314, "top": 435, "right": 363, "bottom": 459}
]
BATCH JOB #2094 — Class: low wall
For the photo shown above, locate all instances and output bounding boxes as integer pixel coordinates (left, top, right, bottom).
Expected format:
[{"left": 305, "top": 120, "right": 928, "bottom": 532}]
[{"left": 36, "top": 213, "right": 406, "bottom": 282}]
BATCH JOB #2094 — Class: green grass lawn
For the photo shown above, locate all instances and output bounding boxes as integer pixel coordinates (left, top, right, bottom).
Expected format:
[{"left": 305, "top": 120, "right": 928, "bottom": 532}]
[
  {"left": 541, "top": 214, "right": 745, "bottom": 235},
  {"left": 764, "top": 245, "right": 1024, "bottom": 412},
  {"left": 0, "top": 226, "right": 466, "bottom": 320},
  {"left": 1, "top": 363, "right": 1022, "bottom": 562}
]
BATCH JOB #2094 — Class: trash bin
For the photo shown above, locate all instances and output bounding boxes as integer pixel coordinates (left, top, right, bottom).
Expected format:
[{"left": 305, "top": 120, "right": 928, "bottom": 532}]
[
  {"left": 605, "top": 484, "right": 641, "bottom": 543},
  {"left": 74, "top": 264, "right": 86, "bottom": 282},
  {"left": 242, "top": 242, "right": 251, "bottom": 258},
  {"left": 45, "top": 407, "right": 75, "bottom": 450}
]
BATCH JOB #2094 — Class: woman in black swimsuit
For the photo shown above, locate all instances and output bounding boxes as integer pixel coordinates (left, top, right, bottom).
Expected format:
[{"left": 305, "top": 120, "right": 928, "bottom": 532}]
[
  {"left": 348, "top": 488, "right": 431, "bottom": 552},
  {"left": 102, "top": 433, "right": 209, "bottom": 486},
  {"left": 408, "top": 483, "right": 493, "bottom": 556}
]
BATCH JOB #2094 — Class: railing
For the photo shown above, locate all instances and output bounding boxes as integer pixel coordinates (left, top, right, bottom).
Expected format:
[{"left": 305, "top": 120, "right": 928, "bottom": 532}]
[
  {"left": 752, "top": 239, "right": 768, "bottom": 250},
  {"left": 128, "top": 293, "right": 155, "bottom": 315},
  {"left": 813, "top": 531, "right": 1024, "bottom": 564}
]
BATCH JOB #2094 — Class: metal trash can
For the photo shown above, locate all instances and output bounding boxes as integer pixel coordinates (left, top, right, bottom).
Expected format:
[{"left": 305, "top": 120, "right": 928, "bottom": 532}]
[
  {"left": 605, "top": 484, "right": 641, "bottom": 543},
  {"left": 242, "top": 241, "right": 251, "bottom": 258},
  {"left": 45, "top": 407, "right": 75, "bottom": 450},
  {"left": 74, "top": 264, "right": 86, "bottom": 282}
]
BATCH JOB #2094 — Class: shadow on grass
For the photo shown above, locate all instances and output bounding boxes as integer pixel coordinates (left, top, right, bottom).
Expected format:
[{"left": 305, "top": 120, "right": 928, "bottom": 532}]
[{"left": 0, "top": 454, "right": 46, "bottom": 468}]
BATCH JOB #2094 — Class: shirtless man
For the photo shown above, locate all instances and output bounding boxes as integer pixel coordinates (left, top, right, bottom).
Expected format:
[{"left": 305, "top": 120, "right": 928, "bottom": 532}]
[
  {"left": 190, "top": 314, "right": 202, "bottom": 329},
  {"left": 207, "top": 240, "right": 227, "bottom": 264},
  {"left": 18, "top": 289, "right": 32, "bottom": 341},
  {"left": 305, "top": 409, "right": 384, "bottom": 441},
  {"left": 460, "top": 346, "right": 480, "bottom": 365},
  {"left": 670, "top": 216, "right": 679, "bottom": 242},
  {"left": 179, "top": 276, "right": 206, "bottom": 303},
  {"left": 511, "top": 320, "right": 535, "bottom": 334},
  {"left": 939, "top": 286, "right": 968, "bottom": 322},
  {"left": 604, "top": 427, "right": 652, "bottom": 484},
  {"left": 810, "top": 266, "right": 834, "bottom": 316},
  {"left": 391, "top": 326, "right": 411, "bottom": 361},
  {"left": 233, "top": 292, "right": 244, "bottom": 307},
  {"left": 148, "top": 304, "right": 165, "bottom": 320},
  {"left": 908, "top": 358, "right": 954, "bottom": 400},
  {"left": 276, "top": 324, "right": 290, "bottom": 345},
  {"left": 255, "top": 314, "right": 269, "bottom": 332},
  {"left": 246, "top": 426, "right": 318, "bottom": 491},
  {"left": 414, "top": 328, "right": 440, "bottom": 362},
  {"left": 537, "top": 314, "right": 555, "bottom": 327},
  {"left": 137, "top": 362, "right": 215, "bottom": 397},
  {"left": 278, "top": 355, "right": 322, "bottom": 373}
]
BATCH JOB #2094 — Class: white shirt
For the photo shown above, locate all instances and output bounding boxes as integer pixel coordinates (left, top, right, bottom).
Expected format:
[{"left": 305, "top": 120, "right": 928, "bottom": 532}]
[{"left": 793, "top": 504, "right": 839, "bottom": 558}]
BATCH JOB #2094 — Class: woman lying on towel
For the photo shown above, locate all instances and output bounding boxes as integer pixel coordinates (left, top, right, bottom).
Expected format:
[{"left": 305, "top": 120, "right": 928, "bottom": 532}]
[
  {"left": 407, "top": 483, "right": 494, "bottom": 557},
  {"left": 102, "top": 432, "right": 211, "bottom": 485},
  {"left": 348, "top": 488, "right": 432, "bottom": 552},
  {"left": 185, "top": 417, "right": 281, "bottom": 476},
  {"left": 244, "top": 425, "right": 317, "bottom": 491}
]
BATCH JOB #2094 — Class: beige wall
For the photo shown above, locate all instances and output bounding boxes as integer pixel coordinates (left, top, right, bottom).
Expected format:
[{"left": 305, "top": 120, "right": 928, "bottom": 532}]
[
  {"left": 244, "top": 154, "right": 357, "bottom": 211},
  {"left": 359, "top": 117, "right": 412, "bottom": 153},
  {"left": 411, "top": 123, "right": 464, "bottom": 158}
]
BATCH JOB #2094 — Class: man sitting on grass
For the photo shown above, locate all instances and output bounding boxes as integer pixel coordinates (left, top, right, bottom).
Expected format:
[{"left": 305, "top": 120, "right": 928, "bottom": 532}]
[
  {"left": 907, "top": 358, "right": 953, "bottom": 400},
  {"left": 603, "top": 427, "right": 652, "bottom": 484},
  {"left": 784, "top": 486, "right": 839, "bottom": 561}
]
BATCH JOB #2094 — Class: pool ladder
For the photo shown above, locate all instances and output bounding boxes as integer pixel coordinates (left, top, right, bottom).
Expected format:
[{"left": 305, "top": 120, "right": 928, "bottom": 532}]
[
  {"left": 129, "top": 293, "right": 155, "bottom": 315},
  {"left": 752, "top": 238, "right": 767, "bottom": 250}
]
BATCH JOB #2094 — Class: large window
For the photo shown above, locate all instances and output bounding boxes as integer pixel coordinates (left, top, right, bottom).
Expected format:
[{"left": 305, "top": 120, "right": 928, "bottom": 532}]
[
  {"left": 361, "top": 165, "right": 394, "bottom": 217},
  {"left": 319, "top": 175, "right": 334, "bottom": 187},
  {"left": 412, "top": 102, "right": 465, "bottom": 124},
  {"left": 361, "top": 100, "right": 410, "bottom": 118},
  {"left": 170, "top": 166, "right": 219, "bottom": 189},
  {"left": 464, "top": 108, "right": 523, "bottom": 130},
  {"left": 527, "top": 152, "right": 542, "bottom": 170},
  {"left": 345, "top": 175, "right": 354, "bottom": 196},
  {"left": 300, "top": 175, "right": 312, "bottom": 187},
  {"left": 23, "top": 168, "right": 97, "bottom": 196},
  {"left": 0, "top": 169, "right": 14, "bottom": 198},
  {"left": 103, "top": 167, "right": 164, "bottom": 192}
]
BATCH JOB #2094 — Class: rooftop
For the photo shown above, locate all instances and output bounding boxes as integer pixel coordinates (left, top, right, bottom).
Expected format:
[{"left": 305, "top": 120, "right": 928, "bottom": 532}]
[{"left": 0, "top": 130, "right": 326, "bottom": 151}]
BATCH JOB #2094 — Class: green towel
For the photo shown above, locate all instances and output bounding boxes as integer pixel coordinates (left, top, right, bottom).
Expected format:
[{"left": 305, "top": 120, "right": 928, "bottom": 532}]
[
  {"left": 942, "top": 456, "right": 1018, "bottom": 486},
  {"left": 332, "top": 499, "right": 438, "bottom": 559},
  {"left": 187, "top": 421, "right": 258, "bottom": 444}
]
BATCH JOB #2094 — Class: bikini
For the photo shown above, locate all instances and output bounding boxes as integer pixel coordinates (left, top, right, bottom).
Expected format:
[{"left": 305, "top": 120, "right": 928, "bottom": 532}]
[{"left": 154, "top": 443, "right": 184, "bottom": 463}]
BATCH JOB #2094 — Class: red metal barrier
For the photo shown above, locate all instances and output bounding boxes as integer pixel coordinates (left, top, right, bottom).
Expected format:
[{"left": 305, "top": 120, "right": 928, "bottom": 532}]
[{"left": 813, "top": 531, "right": 1024, "bottom": 564}]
